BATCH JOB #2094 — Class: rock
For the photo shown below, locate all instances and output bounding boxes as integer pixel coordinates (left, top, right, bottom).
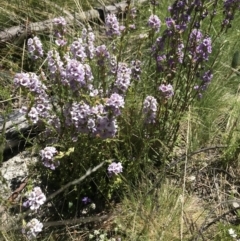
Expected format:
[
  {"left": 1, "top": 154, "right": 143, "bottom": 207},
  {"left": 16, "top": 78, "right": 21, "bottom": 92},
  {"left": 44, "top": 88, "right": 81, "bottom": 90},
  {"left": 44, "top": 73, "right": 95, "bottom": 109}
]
[{"left": 0, "top": 151, "right": 38, "bottom": 229}]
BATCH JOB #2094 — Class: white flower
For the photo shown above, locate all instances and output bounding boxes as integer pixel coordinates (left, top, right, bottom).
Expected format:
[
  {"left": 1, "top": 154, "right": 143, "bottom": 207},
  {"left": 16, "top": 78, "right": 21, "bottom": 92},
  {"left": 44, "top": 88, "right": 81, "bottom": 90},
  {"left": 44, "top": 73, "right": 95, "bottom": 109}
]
[
  {"left": 229, "top": 228, "right": 237, "bottom": 238},
  {"left": 94, "top": 230, "right": 100, "bottom": 235}
]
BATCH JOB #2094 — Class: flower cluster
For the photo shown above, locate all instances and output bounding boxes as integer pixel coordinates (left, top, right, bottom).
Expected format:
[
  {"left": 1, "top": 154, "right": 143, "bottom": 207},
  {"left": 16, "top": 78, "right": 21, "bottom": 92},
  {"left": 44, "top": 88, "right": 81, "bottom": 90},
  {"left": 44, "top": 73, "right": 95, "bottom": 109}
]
[
  {"left": 106, "top": 93, "right": 125, "bottom": 116},
  {"left": 168, "top": 0, "right": 195, "bottom": 32},
  {"left": 95, "top": 45, "right": 110, "bottom": 66},
  {"left": 70, "top": 38, "right": 87, "bottom": 61},
  {"left": 65, "top": 101, "right": 120, "bottom": 139},
  {"left": 114, "top": 63, "right": 132, "bottom": 93},
  {"left": 159, "top": 84, "right": 174, "bottom": 99},
  {"left": 39, "top": 146, "right": 59, "bottom": 170},
  {"left": 47, "top": 49, "right": 64, "bottom": 77},
  {"left": 52, "top": 16, "right": 67, "bottom": 46},
  {"left": 82, "top": 28, "right": 96, "bottom": 59},
  {"left": 189, "top": 29, "right": 212, "bottom": 62},
  {"left": 65, "top": 59, "right": 88, "bottom": 88},
  {"left": 143, "top": 96, "right": 158, "bottom": 124},
  {"left": 14, "top": 72, "right": 45, "bottom": 95},
  {"left": 27, "top": 36, "right": 44, "bottom": 59},
  {"left": 108, "top": 162, "right": 123, "bottom": 175},
  {"left": 148, "top": 14, "right": 161, "bottom": 32},
  {"left": 222, "top": 0, "right": 240, "bottom": 30},
  {"left": 105, "top": 14, "right": 121, "bottom": 36},
  {"left": 23, "top": 187, "right": 46, "bottom": 210},
  {"left": 131, "top": 60, "right": 141, "bottom": 80},
  {"left": 14, "top": 73, "right": 51, "bottom": 123},
  {"left": 194, "top": 70, "right": 213, "bottom": 98},
  {"left": 23, "top": 218, "right": 43, "bottom": 240}
]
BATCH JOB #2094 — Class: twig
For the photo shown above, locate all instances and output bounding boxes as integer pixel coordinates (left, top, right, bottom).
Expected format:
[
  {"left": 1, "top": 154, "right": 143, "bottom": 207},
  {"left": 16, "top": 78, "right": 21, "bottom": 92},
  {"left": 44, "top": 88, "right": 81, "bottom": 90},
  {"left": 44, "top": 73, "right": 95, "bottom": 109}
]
[
  {"left": 46, "top": 161, "right": 105, "bottom": 202},
  {"left": 7, "top": 177, "right": 28, "bottom": 203},
  {"left": 0, "top": 96, "right": 21, "bottom": 103},
  {"left": 169, "top": 145, "right": 228, "bottom": 168},
  {"left": 43, "top": 214, "right": 111, "bottom": 227}
]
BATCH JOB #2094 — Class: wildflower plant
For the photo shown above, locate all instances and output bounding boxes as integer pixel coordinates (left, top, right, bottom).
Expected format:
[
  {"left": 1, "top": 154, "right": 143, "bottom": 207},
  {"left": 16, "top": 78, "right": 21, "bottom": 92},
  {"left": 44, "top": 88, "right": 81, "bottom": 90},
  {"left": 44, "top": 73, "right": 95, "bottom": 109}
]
[{"left": 13, "top": 0, "right": 240, "bottom": 225}]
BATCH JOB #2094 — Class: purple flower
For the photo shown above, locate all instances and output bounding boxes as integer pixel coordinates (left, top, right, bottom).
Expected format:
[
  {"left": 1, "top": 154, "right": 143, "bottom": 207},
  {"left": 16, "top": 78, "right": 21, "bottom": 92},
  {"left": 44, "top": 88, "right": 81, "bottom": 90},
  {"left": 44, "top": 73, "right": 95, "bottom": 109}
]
[
  {"left": 39, "top": 146, "right": 59, "bottom": 170},
  {"left": 177, "top": 43, "right": 184, "bottom": 63},
  {"left": 131, "top": 60, "right": 141, "bottom": 80},
  {"left": 222, "top": 0, "right": 240, "bottom": 29},
  {"left": 143, "top": 96, "right": 158, "bottom": 124},
  {"left": 66, "top": 59, "right": 86, "bottom": 88},
  {"left": 28, "top": 107, "right": 39, "bottom": 123},
  {"left": 190, "top": 29, "right": 203, "bottom": 43},
  {"left": 55, "top": 38, "right": 67, "bottom": 46},
  {"left": 70, "top": 38, "right": 87, "bottom": 61},
  {"left": 23, "top": 187, "right": 46, "bottom": 210},
  {"left": 165, "top": 17, "right": 175, "bottom": 29},
  {"left": 53, "top": 16, "right": 67, "bottom": 27},
  {"left": 14, "top": 72, "right": 45, "bottom": 95},
  {"left": 82, "top": 29, "right": 95, "bottom": 59},
  {"left": 108, "top": 162, "right": 123, "bottom": 175},
  {"left": 82, "top": 197, "right": 91, "bottom": 204},
  {"left": 159, "top": 84, "right": 174, "bottom": 99},
  {"left": 69, "top": 102, "right": 91, "bottom": 128},
  {"left": 109, "top": 56, "right": 117, "bottom": 74},
  {"left": 27, "top": 36, "right": 43, "bottom": 59},
  {"left": 47, "top": 50, "right": 63, "bottom": 77},
  {"left": 23, "top": 218, "right": 43, "bottom": 239},
  {"left": 114, "top": 63, "right": 132, "bottom": 93},
  {"left": 95, "top": 116, "right": 118, "bottom": 138},
  {"left": 106, "top": 14, "right": 121, "bottom": 36},
  {"left": 52, "top": 17, "right": 67, "bottom": 45},
  {"left": 156, "top": 54, "right": 166, "bottom": 72},
  {"left": 195, "top": 36, "right": 212, "bottom": 61},
  {"left": 95, "top": 45, "right": 110, "bottom": 66},
  {"left": 201, "top": 70, "right": 213, "bottom": 83},
  {"left": 148, "top": 14, "right": 161, "bottom": 32},
  {"left": 105, "top": 93, "right": 125, "bottom": 116},
  {"left": 189, "top": 29, "right": 212, "bottom": 62}
]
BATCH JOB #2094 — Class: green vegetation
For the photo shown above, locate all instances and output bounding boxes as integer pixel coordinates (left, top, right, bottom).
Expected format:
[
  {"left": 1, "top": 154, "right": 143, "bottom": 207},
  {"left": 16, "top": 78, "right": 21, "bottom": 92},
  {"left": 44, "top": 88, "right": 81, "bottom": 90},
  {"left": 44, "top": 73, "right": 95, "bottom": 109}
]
[{"left": 1, "top": 0, "right": 240, "bottom": 240}]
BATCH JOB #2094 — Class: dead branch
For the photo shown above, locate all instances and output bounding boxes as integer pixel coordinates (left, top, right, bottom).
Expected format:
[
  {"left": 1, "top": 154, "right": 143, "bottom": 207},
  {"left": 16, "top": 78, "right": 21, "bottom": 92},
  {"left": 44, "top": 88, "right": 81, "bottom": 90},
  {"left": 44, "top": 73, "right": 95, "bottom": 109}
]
[{"left": 0, "top": 0, "right": 148, "bottom": 45}]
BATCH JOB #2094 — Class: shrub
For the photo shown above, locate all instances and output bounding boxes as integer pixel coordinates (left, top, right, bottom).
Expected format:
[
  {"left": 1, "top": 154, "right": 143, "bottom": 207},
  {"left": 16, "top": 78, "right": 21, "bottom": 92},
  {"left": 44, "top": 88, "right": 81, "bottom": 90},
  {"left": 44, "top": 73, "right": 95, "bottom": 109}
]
[{"left": 12, "top": 0, "right": 240, "bottom": 238}]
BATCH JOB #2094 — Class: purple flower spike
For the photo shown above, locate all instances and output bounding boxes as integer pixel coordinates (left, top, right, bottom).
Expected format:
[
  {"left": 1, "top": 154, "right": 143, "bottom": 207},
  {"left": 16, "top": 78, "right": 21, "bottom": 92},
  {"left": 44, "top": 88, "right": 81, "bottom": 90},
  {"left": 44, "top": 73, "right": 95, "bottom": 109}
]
[
  {"left": 148, "top": 14, "right": 161, "bottom": 32},
  {"left": 27, "top": 36, "right": 44, "bottom": 60},
  {"left": 108, "top": 162, "right": 123, "bottom": 175},
  {"left": 114, "top": 63, "right": 132, "bottom": 93},
  {"left": 106, "top": 13, "right": 121, "bottom": 36},
  {"left": 143, "top": 96, "right": 158, "bottom": 124},
  {"left": 105, "top": 93, "right": 125, "bottom": 116},
  {"left": 159, "top": 84, "right": 174, "bottom": 99}
]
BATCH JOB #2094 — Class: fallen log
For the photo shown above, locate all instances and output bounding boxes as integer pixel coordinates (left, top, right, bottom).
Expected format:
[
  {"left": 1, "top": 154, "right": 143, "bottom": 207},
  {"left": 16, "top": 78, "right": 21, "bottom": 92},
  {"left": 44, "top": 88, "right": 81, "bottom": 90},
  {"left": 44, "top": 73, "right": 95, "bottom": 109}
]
[
  {"left": 0, "top": 110, "right": 34, "bottom": 152},
  {"left": 0, "top": 0, "right": 147, "bottom": 45}
]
